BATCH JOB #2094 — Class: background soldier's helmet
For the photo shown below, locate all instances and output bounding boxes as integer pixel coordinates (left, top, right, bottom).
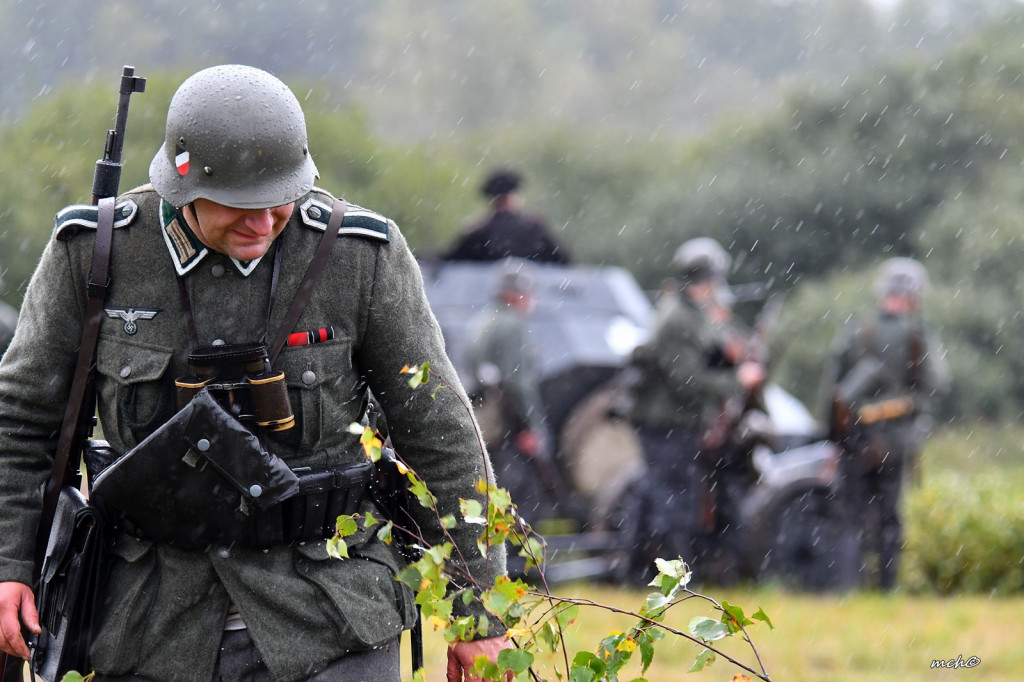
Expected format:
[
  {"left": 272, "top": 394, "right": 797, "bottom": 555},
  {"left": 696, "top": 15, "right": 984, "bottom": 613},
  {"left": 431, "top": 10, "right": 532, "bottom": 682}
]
[
  {"left": 494, "top": 260, "right": 536, "bottom": 300},
  {"left": 149, "top": 64, "right": 319, "bottom": 209},
  {"left": 671, "top": 237, "right": 731, "bottom": 284},
  {"left": 873, "top": 257, "right": 930, "bottom": 301}
]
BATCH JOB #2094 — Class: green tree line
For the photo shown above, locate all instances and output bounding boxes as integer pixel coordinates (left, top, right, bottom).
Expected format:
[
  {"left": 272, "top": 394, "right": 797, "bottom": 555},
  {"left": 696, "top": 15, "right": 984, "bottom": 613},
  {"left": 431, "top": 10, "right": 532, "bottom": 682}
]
[{"left": 3, "top": 9, "right": 1024, "bottom": 423}]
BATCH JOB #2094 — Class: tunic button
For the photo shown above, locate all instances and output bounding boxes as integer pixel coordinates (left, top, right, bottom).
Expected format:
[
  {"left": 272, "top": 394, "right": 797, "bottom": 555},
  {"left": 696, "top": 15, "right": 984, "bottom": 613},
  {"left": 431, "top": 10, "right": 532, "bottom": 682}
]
[
  {"left": 249, "top": 484, "right": 263, "bottom": 498},
  {"left": 211, "top": 264, "right": 226, "bottom": 278},
  {"left": 212, "top": 339, "right": 226, "bottom": 346},
  {"left": 308, "top": 206, "right": 322, "bottom": 220},
  {"left": 196, "top": 438, "right": 211, "bottom": 452},
  {"left": 119, "top": 365, "right": 132, "bottom": 378},
  {"left": 302, "top": 370, "right": 316, "bottom": 385}
]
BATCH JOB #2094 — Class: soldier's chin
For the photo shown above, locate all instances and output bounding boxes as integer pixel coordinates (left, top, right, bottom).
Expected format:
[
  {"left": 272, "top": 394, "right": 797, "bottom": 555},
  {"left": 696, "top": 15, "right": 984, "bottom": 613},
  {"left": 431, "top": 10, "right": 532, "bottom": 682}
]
[{"left": 224, "top": 239, "right": 273, "bottom": 262}]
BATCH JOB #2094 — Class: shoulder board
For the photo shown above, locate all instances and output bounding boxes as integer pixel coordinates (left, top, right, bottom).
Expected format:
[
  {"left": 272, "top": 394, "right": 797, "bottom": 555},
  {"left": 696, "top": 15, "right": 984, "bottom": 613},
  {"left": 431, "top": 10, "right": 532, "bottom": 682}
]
[
  {"left": 54, "top": 200, "right": 139, "bottom": 241},
  {"left": 298, "top": 196, "right": 390, "bottom": 243}
]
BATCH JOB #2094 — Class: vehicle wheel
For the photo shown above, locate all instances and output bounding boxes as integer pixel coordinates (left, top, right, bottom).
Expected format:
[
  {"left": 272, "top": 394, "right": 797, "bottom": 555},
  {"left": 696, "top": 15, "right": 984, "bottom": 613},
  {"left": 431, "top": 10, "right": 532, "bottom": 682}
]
[
  {"left": 558, "top": 383, "right": 646, "bottom": 531},
  {"left": 748, "top": 483, "right": 846, "bottom": 592}
]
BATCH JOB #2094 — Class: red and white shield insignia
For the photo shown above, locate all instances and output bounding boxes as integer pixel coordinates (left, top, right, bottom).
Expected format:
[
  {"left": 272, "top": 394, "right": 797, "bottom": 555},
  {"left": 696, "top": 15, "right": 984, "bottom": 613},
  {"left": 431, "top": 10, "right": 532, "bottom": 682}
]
[{"left": 175, "top": 150, "right": 190, "bottom": 176}]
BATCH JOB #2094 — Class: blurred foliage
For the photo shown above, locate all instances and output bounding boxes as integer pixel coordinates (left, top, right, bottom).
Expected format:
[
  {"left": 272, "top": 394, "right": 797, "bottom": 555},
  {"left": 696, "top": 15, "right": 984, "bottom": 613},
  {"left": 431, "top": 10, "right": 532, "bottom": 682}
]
[
  {"left": 8, "top": 0, "right": 1016, "bottom": 137},
  {"left": 4, "top": 7, "right": 1024, "bottom": 422},
  {"left": 902, "top": 470, "right": 1024, "bottom": 594}
]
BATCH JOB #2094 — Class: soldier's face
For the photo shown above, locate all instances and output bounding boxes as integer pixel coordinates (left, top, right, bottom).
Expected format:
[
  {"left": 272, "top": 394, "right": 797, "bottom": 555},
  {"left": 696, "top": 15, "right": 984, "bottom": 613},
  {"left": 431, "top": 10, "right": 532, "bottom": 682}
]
[{"left": 186, "top": 199, "right": 294, "bottom": 262}]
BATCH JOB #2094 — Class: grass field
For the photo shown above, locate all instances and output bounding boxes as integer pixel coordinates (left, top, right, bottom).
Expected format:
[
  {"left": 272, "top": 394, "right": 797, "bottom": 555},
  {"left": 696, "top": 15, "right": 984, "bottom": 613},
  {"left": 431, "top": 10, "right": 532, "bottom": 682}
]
[
  {"left": 409, "top": 424, "right": 1024, "bottom": 681},
  {"left": 412, "top": 583, "right": 1024, "bottom": 681}
]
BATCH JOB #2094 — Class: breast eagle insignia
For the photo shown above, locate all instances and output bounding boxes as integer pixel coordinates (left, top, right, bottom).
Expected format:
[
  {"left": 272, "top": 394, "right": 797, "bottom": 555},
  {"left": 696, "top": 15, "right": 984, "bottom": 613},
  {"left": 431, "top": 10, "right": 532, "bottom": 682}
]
[{"left": 105, "top": 307, "right": 160, "bottom": 335}]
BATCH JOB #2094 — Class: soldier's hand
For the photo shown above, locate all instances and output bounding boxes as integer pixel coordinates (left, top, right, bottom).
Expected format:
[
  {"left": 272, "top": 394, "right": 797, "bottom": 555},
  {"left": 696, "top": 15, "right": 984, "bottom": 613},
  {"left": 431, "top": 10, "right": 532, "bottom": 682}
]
[
  {"left": 736, "top": 361, "right": 765, "bottom": 392},
  {"left": 0, "top": 581, "right": 39, "bottom": 660},
  {"left": 446, "top": 635, "right": 513, "bottom": 681},
  {"left": 514, "top": 430, "right": 542, "bottom": 459}
]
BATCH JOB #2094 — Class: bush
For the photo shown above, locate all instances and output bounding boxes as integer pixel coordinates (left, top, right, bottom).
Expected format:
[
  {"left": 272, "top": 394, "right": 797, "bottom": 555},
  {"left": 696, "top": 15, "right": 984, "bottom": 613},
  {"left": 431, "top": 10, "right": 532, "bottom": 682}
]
[{"left": 901, "top": 471, "right": 1024, "bottom": 594}]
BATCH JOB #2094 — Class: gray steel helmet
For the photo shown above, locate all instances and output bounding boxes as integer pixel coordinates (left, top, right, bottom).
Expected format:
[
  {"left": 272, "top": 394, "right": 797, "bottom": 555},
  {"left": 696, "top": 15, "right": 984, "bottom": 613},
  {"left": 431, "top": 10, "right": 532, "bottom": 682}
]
[
  {"left": 493, "top": 259, "right": 536, "bottom": 300},
  {"left": 873, "top": 257, "right": 930, "bottom": 300},
  {"left": 149, "top": 65, "right": 319, "bottom": 209},
  {"left": 672, "top": 237, "right": 731, "bottom": 283}
]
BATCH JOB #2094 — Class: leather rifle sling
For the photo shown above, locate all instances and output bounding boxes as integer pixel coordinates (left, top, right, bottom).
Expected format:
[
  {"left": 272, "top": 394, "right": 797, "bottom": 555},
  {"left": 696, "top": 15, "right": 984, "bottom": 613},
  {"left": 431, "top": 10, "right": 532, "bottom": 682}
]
[
  {"left": 0, "top": 197, "right": 116, "bottom": 682},
  {"left": 35, "top": 196, "right": 115, "bottom": 573},
  {"left": 269, "top": 199, "right": 347, "bottom": 364}
]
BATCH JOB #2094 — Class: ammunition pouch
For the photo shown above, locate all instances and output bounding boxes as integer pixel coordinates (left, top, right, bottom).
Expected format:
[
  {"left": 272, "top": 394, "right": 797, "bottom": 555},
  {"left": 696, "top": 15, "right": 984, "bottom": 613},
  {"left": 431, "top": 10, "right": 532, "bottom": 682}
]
[{"left": 91, "top": 389, "right": 371, "bottom": 551}]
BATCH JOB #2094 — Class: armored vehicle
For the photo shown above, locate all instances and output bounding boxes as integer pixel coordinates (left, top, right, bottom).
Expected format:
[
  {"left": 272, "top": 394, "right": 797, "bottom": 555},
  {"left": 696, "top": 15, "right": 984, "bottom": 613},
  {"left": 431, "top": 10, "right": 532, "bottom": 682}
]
[{"left": 418, "top": 257, "right": 844, "bottom": 590}]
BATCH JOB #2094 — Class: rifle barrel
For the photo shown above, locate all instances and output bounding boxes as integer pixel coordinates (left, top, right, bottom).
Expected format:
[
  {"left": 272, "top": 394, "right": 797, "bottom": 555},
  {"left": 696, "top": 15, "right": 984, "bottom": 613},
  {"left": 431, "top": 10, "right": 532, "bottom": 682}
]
[{"left": 91, "top": 66, "right": 146, "bottom": 204}]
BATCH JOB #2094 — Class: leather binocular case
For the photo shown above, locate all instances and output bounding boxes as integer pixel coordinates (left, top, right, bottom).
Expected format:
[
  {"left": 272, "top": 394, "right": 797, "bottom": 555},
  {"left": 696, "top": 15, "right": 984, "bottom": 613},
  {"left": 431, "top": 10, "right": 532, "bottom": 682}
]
[{"left": 175, "top": 342, "right": 295, "bottom": 431}]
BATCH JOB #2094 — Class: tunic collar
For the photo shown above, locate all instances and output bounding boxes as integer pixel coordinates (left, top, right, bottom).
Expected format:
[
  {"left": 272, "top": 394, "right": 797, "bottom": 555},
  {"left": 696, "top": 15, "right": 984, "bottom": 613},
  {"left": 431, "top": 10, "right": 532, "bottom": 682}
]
[{"left": 159, "top": 200, "right": 264, "bottom": 277}]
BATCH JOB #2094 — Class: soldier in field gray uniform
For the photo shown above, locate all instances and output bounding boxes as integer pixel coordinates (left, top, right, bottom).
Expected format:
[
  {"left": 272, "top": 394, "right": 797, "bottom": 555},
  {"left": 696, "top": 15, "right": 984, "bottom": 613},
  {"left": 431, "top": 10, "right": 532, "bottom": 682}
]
[
  {"left": 821, "top": 257, "right": 951, "bottom": 590},
  {"left": 624, "top": 238, "right": 764, "bottom": 584},
  {"left": 0, "top": 65, "right": 509, "bottom": 681},
  {"left": 464, "top": 263, "right": 557, "bottom": 522}
]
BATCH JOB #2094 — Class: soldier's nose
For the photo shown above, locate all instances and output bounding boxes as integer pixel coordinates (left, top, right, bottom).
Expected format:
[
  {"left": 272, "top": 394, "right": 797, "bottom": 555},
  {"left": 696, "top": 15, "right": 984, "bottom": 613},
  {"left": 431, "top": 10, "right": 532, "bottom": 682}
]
[{"left": 243, "top": 209, "right": 275, "bottom": 235}]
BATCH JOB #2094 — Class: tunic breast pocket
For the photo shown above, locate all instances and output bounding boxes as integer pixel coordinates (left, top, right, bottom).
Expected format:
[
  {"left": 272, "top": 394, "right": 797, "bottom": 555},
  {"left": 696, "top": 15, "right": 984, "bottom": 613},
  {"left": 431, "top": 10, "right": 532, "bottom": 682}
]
[
  {"left": 95, "top": 337, "right": 175, "bottom": 447},
  {"left": 276, "top": 339, "right": 362, "bottom": 455}
]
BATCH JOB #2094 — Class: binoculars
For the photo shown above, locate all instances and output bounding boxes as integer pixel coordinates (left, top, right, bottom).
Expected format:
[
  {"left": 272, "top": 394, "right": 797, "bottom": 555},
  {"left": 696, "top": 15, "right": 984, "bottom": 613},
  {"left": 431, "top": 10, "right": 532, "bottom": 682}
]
[{"left": 174, "top": 342, "right": 295, "bottom": 431}]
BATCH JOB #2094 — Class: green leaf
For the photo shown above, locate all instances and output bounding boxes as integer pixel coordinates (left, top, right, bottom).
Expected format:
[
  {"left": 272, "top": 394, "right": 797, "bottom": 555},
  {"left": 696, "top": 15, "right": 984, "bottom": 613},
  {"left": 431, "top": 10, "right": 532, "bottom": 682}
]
[
  {"left": 376, "top": 521, "right": 394, "bottom": 545},
  {"left": 688, "top": 647, "right": 716, "bottom": 672},
  {"left": 409, "top": 477, "right": 438, "bottom": 508},
  {"left": 325, "top": 536, "right": 348, "bottom": 559},
  {"left": 59, "top": 673, "right": 88, "bottom": 682},
  {"left": 397, "top": 564, "right": 423, "bottom": 591},
  {"left": 570, "top": 650, "right": 605, "bottom": 679},
  {"left": 422, "top": 597, "right": 454, "bottom": 624},
  {"left": 690, "top": 616, "right": 730, "bottom": 642},
  {"left": 752, "top": 607, "right": 775, "bottom": 630},
  {"left": 568, "top": 666, "right": 597, "bottom": 682},
  {"left": 571, "top": 651, "right": 596, "bottom": 668},
  {"left": 636, "top": 630, "right": 656, "bottom": 672},
  {"left": 640, "top": 592, "right": 672, "bottom": 619},
  {"left": 654, "top": 557, "right": 691, "bottom": 582},
  {"left": 405, "top": 361, "right": 432, "bottom": 389},
  {"left": 335, "top": 515, "right": 359, "bottom": 537},
  {"left": 538, "top": 619, "right": 560, "bottom": 652},
  {"left": 477, "top": 613, "right": 490, "bottom": 638},
  {"left": 555, "top": 603, "right": 579, "bottom": 629},
  {"left": 483, "top": 588, "right": 512, "bottom": 617},
  {"left": 498, "top": 647, "right": 534, "bottom": 674},
  {"left": 721, "top": 600, "right": 752, "bottom": 633},
  {"left": 461, "top": 498, "right": 485, "bottom": 524}
]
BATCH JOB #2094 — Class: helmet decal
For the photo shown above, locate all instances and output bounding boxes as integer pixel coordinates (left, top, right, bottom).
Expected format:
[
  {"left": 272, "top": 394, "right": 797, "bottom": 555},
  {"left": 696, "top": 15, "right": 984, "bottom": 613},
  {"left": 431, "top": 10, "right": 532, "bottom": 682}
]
[{"left": 175, "top": 145, "right": 190, "bottom": 176}]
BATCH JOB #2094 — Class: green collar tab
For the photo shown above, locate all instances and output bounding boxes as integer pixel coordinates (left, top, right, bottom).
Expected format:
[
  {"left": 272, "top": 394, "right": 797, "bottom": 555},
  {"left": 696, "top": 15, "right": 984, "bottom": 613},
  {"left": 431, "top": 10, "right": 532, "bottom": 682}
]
[{"left": 159, "top": 200, "right": 263, "bottom": 277}]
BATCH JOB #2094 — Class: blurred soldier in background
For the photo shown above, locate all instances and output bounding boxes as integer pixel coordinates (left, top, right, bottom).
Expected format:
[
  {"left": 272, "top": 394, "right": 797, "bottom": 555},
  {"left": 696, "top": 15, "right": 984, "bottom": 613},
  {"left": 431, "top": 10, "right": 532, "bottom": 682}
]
[
  {"left": 0, "top": 273, "right": 16, "bottom": 358},
  {"left": 0, "top": 301, "right": 16, "bottom": 359},
  {"left": 821, "top": 256, "right": 951, "bottom": 590},
  {"left": 444, "top": 168, "right": 570, "bottom": 263},
  {"left": 624, "top": 238, "right": 765, "bottom": 584},
  {"left": 464, "top": 262, "right": 564, "bottom": 523}
]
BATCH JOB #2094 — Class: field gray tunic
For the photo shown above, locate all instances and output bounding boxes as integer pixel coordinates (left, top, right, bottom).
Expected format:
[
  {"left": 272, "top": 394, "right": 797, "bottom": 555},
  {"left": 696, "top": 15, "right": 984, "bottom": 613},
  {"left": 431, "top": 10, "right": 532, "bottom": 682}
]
[
  {"left": 0, "top": 186, "right": 505, "bottom": 681},
  {"left": 629, "top": 291, "right": 741, "bottom": 430}
]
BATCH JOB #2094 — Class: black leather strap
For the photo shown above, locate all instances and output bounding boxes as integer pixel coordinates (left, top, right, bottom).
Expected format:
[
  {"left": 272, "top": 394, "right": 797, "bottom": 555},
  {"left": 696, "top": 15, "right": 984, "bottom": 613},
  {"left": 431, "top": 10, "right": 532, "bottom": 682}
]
[
  {"left": 35, "top": 197, "right": 115, "bottom": 576},
  {"left": 269, "top": 199, "right": 347, "bottom": 364}
]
